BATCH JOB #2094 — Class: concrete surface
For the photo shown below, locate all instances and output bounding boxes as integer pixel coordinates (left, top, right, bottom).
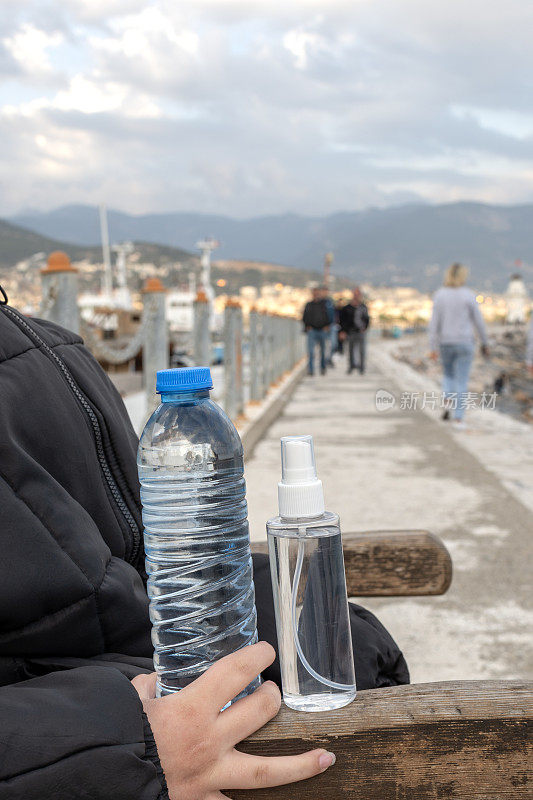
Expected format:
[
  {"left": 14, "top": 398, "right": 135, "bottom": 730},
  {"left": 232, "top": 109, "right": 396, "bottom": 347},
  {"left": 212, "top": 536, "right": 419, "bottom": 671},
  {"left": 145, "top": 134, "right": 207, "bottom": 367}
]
[
  {"left": 123, "top": 359, "right": 306, "bottom": 437},
  {"left": 244, "top": 341, "right": 533, "bottom": 684}
]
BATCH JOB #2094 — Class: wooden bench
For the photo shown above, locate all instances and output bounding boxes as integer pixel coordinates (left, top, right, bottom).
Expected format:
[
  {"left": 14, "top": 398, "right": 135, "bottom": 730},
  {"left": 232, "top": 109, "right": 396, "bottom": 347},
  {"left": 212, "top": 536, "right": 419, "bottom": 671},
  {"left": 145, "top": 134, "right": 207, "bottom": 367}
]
[{"left": 235, "top": 531, "right": 532, "bottom": 799}]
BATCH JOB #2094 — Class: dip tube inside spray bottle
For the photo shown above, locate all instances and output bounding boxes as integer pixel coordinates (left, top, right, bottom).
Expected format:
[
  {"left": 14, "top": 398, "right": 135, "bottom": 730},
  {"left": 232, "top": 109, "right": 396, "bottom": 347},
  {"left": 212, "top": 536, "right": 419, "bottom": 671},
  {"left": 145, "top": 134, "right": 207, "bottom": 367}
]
[{"left": 267, "top": 436, "right": 356, "bottom": 712}]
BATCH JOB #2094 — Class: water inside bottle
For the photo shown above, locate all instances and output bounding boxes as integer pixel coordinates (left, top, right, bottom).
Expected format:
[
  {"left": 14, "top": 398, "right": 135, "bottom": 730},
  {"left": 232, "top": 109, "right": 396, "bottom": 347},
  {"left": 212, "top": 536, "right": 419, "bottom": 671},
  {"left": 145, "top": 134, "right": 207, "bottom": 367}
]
[{"left": 138, "top": 394, "right": 259, "bottom": 698}]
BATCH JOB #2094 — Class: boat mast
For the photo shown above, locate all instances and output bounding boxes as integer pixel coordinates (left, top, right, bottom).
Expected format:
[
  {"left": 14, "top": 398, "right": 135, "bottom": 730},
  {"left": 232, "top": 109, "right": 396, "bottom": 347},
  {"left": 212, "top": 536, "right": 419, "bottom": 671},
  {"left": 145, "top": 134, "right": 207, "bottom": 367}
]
[
  {"left": 324, "top": 251, "right": 334, "bottom": 289},
  {"left": 196, "top": 238, "right": 218, "bottom": 304},
  {"left": 112, "top": 241, "right": 134, "bottom": 309},
  {"left": 99, "top": 204, "right": 113, "bottom": 302}
]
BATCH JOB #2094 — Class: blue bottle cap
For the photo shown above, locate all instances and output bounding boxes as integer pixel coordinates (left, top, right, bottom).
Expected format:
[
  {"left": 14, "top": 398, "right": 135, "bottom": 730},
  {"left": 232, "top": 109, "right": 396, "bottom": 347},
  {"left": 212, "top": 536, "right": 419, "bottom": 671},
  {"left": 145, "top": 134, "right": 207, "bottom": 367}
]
[{"left": 156, "top": 367, "right": 213, "bottom": 394}]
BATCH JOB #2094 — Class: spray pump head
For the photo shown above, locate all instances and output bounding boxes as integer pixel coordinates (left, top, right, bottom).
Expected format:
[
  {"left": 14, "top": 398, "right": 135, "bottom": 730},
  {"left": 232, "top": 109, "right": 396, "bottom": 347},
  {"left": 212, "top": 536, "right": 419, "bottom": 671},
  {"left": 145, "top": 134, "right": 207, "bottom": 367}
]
[{"left": 278, "top": 435, "right": 325, "bottom": 519}]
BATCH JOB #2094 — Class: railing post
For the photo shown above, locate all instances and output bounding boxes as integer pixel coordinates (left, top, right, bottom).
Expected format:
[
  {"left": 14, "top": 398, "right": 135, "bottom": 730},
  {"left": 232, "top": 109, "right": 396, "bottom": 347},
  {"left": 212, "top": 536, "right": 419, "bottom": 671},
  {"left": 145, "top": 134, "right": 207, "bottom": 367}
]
[
  {"left": 266, "top": 313, "right": 275, "bottom": 389},
  {"left": 273, "top": 314, "right": 282, "bottom": 383},
  {"left": 288, "top": 318, "right": 295, "bottom": 369},
  {"left": 261, "top": 312, "right": 270, "bottom": 396},
  {"left": 142, "top": 277, "right": 168, "bottom": 412},
  {"left": 193, "top": 290, "right": 211, "bottom": 366},
  {"left": 224, "top": 299, "right": 244, "bottom": 420},
  {"left": 275, "top": 315, "right": 282, "bottom": 379},
  {"left": 269, "top": 314, "right": 277, "bottom": 384},
  {"left": 40, "top": 251, "right": 79, "bottom": 333},
  {"left": 283, "top": 317, "right": 291, "bottom": 372},
  {"left": 257, "top": 312, "right": 265, "bottom": 400},
  {"left": 289, "top": 317, "right": 294, "bottom": 368},
  {"left": 280, "top": 316, "right": 286, "bottom": 374},
  {"left": 249, "top": 306, "right": 261, "bottom": 403}
]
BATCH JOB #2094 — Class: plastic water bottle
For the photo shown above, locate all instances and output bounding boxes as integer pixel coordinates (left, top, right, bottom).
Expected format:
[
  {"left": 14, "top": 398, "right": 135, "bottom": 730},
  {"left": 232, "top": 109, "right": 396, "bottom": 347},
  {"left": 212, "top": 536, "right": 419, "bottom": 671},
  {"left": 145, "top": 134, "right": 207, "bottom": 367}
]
[
  {"left": 267, "top": 435, "right": 356, "bottom": 712},
  {"left": 137, "top": 367, "right": 259, "bottom": 698}
]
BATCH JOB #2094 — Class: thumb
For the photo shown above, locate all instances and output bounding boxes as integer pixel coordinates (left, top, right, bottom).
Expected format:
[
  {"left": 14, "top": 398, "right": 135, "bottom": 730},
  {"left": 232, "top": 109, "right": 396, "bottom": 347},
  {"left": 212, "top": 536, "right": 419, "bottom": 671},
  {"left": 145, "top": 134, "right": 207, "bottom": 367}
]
[{"left": 132, "top": 672, "right": 157, "bottom": 701}]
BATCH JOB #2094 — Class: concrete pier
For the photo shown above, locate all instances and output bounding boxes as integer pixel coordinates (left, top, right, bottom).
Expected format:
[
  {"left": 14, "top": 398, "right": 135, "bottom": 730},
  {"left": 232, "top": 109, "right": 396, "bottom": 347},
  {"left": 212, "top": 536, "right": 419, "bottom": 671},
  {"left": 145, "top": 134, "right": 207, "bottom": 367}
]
[{"left": 244, "top": 339, "right": 533, "bottom": 684}]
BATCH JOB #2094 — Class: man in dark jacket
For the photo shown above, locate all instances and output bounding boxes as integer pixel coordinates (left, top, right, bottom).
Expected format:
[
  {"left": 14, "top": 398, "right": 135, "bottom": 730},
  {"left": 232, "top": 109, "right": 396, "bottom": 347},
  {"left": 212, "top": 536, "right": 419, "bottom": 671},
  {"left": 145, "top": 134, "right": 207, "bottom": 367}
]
[
  {"left": 0, "top": 297, "right": 407, "bottom": 799},
  {"left": 339, "top": 288, "right": 370, "bottom": 374},
  {"left": 302, "top": 287, "right": 330, "bottom": 375}
]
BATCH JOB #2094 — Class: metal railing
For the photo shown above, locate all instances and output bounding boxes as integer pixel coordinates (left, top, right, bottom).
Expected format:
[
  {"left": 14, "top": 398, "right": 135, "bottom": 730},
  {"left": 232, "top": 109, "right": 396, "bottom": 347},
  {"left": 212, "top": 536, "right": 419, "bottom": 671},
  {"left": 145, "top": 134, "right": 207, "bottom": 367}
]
[
  {"left": 39, "top": 266, "right": 305, "bottom": 421},
  {"left": 220, "top": 303, "right": 305, "bottom": 420}
]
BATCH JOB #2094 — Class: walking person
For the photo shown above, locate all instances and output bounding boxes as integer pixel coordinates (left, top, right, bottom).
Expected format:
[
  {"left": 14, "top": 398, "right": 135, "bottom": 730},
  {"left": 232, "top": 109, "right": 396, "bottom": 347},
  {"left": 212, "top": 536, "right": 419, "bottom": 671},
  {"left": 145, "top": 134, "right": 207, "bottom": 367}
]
[
  {"left": 320, "top": 286, "right": 336, "bottom": 366},
  {"left": 303, "top": 286, "right": 330, "bottom": 375},
  {"left": 339, "top": 288, "right": 370, "bottom": 374},
  {"left": 429, "top": 263, "right": 489, "bottom": 426}
]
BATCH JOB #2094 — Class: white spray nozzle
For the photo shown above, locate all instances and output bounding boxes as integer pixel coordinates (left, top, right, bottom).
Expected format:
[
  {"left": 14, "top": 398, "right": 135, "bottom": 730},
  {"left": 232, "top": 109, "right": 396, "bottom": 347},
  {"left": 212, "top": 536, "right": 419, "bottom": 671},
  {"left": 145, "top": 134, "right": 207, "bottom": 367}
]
[
  {"left": 278, "top": 435, "right": 325, "bottom": 519},
  {"left": 281, "top": 436, "right": 317, "bottom": 484}
]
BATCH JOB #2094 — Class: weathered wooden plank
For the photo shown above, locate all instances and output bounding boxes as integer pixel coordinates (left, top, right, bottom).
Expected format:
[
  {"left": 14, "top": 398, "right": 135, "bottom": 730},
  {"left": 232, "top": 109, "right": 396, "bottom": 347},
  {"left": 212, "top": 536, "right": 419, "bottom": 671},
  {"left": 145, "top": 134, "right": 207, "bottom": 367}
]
[
  {"left": 342, "top": 530, "right": 452, "bottom": 596},
  {"left": 251, "top": 530, "right": 452, "bottom": 596},
  {"left": 228, "top": 680, "right": 532, "bottom": 800}
]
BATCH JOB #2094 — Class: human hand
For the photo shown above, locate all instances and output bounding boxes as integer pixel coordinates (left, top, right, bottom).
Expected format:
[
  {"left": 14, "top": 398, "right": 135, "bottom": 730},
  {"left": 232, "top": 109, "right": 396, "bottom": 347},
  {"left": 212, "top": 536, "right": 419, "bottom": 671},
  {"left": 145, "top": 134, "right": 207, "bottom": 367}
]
[
  {"left": 339, "top": 331, "right": 346, "bottom": 341},
  {"left": 132, "top": 642, "right": 335, "bottom": 800},
  {"left": 429, "top": 350, "right": 439, "bottom": 362}
]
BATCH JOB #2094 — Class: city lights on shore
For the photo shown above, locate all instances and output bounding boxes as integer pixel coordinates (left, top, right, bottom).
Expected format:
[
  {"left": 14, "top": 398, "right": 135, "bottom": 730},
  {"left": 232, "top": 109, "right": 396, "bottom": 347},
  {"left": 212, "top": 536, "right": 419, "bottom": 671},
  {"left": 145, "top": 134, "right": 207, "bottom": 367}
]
[{"left": 211, "top": 282, "right": 511, "bottom": 326}]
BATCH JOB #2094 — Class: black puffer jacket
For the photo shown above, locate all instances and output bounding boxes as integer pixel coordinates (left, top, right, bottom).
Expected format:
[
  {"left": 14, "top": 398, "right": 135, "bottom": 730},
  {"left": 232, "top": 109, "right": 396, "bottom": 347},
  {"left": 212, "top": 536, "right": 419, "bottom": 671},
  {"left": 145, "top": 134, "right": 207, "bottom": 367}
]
[
  {"left": 0, "top": 305, "right": 166, "bottom": 799},
  {"left": 0, "top": 303, "right": 408, "bottom": 799}
]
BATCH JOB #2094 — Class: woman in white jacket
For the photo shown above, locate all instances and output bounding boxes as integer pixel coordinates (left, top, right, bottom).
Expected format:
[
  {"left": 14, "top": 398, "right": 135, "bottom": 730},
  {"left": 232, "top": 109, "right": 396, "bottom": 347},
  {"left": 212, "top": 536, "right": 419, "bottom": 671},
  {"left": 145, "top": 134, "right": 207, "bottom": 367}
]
[{"left": 429, "top": 263, "right": 489, "bottom": 424}]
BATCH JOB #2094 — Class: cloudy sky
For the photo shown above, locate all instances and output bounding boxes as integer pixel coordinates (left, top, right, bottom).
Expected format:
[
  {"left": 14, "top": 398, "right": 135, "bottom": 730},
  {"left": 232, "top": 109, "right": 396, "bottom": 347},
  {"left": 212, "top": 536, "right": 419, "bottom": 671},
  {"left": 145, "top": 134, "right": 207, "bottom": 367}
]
[{"left": 1, "top": 0, "right": 532, "bottom": 217}]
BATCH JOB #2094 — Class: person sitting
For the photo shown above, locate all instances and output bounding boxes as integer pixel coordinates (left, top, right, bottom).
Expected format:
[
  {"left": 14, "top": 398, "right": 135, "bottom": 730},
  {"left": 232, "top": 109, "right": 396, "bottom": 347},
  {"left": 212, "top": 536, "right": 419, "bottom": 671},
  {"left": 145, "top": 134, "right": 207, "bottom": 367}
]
[{"left": 0, "top": 295, "right": 408, "bottom": 799}]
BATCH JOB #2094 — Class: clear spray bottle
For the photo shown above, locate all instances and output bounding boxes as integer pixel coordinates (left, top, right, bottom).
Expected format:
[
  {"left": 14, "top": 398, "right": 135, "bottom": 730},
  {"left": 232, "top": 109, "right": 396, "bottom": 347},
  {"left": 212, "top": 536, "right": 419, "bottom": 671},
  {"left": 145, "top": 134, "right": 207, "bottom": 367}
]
[{"left": 267, "top": 435, "right": 356, "bottom": 712}]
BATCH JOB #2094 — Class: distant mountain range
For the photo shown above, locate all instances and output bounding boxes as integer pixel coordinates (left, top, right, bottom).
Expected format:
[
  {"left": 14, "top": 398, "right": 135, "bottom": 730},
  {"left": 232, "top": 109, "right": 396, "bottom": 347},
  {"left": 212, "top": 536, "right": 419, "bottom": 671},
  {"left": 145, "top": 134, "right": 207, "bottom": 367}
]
[
  {"left": 0, "top": 219, "right": 329, "bottom": 300},
  {"left": 7, "top": 201, "right": 533, "bottom": 291},
  {"left": 0, "top": 219, "right": 194, "bottom": 270}
]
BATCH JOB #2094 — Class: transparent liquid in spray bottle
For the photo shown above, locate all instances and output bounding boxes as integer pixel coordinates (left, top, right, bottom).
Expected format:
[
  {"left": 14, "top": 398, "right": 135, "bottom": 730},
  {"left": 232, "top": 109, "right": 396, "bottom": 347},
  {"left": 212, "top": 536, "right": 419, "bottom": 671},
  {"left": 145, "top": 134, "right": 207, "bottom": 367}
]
[{"left": 267, "top": 436, "right": 356, "bottom": 712}]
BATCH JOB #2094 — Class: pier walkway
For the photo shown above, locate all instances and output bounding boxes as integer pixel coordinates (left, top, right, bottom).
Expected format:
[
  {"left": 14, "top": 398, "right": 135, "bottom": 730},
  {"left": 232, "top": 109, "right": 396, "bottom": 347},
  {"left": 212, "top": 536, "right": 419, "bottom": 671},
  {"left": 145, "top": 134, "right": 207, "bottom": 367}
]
[{"left": 245, "top": 339, "right": 533, "bottom": 684}]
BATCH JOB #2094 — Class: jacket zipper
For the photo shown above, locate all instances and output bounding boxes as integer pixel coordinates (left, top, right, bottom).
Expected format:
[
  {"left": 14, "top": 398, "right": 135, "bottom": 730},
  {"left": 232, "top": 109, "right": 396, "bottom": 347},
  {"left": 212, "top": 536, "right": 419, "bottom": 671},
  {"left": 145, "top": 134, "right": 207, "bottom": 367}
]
[{"left": 1, "top": 306, "right": 142, "bottom": 566}]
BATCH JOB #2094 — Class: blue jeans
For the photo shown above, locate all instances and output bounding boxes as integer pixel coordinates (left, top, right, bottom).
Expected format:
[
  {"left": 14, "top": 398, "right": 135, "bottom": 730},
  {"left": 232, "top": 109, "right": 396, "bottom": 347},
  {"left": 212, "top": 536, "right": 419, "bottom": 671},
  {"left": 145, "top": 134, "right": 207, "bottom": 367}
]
[
  {"left": 348, "top": 332, "right": 366, "bottom": 373},
  {"left": 307, "top": 328, "right": 327, "bottom": 373},
  {"left": 440, "top": 343, "right": 474, "bottom": 420},
  {"left": 328, "top": 325, "right": 338, "bottom": 363}
]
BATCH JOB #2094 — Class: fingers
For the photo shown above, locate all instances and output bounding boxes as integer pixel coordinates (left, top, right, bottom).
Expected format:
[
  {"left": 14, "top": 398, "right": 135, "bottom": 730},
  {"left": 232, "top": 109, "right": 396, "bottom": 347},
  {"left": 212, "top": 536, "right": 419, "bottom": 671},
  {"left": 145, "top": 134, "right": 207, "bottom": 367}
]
[
  {"left": 131, "top": 672, "right": 157, "bottom": 701},
  {"left": 218, "top": 680, "right": 281, "bottom": 744},
  {"left": 221, "top": 748, "right": 336, "bottom": 790},
  {"left": 187, "top": 641, "right": 275, "bottom": 713}
]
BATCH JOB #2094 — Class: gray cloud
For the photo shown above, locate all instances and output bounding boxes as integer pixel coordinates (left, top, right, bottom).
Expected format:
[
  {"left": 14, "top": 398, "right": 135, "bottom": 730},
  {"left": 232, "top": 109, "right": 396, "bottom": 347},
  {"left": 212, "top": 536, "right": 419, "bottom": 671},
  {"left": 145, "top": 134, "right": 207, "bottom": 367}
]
[{"left": 0, "top": 0, "right": 532, "bottom": 216}]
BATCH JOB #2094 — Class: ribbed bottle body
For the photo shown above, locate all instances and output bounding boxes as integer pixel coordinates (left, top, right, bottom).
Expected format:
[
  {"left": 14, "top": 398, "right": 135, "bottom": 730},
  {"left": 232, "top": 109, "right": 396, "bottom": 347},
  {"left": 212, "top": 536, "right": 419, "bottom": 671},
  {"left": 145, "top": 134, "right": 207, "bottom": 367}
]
[{"left": 138, "top": 394, "right": 258, "bottom": 697}]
